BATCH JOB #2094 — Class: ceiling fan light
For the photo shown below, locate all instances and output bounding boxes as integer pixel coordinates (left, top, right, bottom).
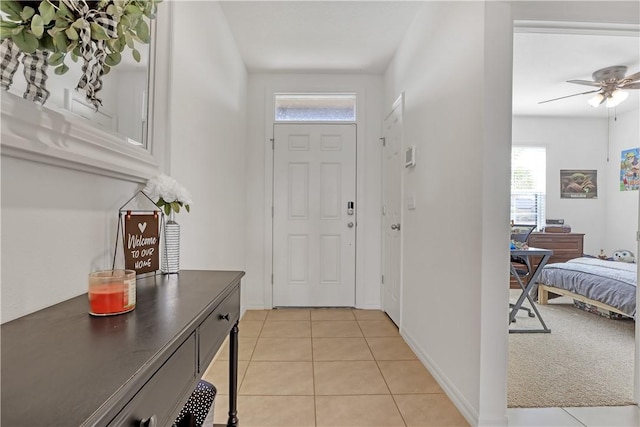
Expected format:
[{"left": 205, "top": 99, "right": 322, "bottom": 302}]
[
  {"left": 587, "top": 93, "right": 604, "bottom": 108},
  {"left": 606, "top": 90, "right": 629, "bottom": 108}
]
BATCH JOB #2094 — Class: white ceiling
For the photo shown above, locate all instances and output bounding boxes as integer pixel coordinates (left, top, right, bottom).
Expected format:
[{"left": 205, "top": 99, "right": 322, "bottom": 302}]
[
  {"left": 219, "top": 1, "right": 423, "bottom": 73},
  {"left": 218, "top": 2, "right": 640, "bottom": 118},
  {"left": 513, "top": 25, "right": 640, "bottom": 118}
]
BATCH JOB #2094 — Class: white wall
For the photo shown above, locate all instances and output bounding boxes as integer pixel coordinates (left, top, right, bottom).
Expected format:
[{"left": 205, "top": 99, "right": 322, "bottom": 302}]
[
  {"left": 1, "top": 160, "right": 139, "bottom": 322},
  {"left": 383, "top": 2, "right": 512, "bottom": 425},
  {"left": 606, "top": 108, "right": 640, "bottom": 253},
  {"left": 244, "top": 73, "right": 383, "bottom": 309},
  {"left": 512, "top": 116, "right": 609, "bottom": 255},
  {"left": 1, "top": 1, "right": 248, "bottom": 323},
  {"left": 167, "top": 1, "right": 248, "bottom": 273}
]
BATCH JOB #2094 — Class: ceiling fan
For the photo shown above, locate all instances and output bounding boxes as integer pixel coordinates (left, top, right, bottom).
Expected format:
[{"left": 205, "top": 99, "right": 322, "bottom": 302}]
[{"left": 539, "top": 65, "right": 640, "bottom": 108}]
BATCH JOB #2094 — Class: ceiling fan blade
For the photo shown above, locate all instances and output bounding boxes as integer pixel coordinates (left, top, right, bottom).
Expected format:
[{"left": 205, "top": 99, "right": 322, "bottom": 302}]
[
  {"left": 567, "top": 79, "right": 601, "bottom": 87},
  {"left": 538, "top": 89, "right": 601, "bottom": 104},
  {"left": 624, "top": 71, "right": 640, "bottom": 82},
  {"left": 620, "top": 82, "right": 640, "bottom": 90}
]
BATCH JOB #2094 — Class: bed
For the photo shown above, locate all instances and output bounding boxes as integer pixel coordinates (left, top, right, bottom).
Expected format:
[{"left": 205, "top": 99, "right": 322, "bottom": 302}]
[{"left": 536, "top": 257, "right": 637, "bottom": 320}]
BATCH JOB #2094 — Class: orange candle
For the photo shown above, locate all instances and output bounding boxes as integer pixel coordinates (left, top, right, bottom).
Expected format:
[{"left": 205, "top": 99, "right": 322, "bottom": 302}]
[{"left": 88, "top": 270, "right": 136, "bottom": 316}]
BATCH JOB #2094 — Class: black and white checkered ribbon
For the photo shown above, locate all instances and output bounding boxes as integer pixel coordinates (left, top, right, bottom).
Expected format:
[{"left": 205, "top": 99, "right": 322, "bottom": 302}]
[
  {"left": 63, "top": 0, "right": 118, "bottom": 109},
  {"left": 1, "top": 38, "right": 50, "bottom": 104},
  {"left": 0, "top": 38, "right": 22, "bottom": 91},
  {"left": 21, "top": 50, "right": 50, "bottom": 103}
]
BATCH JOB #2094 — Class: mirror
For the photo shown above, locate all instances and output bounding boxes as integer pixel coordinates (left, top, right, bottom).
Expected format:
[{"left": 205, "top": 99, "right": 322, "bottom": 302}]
[{"left": 2, "top": 18, "right": 154, "bottom": 149}]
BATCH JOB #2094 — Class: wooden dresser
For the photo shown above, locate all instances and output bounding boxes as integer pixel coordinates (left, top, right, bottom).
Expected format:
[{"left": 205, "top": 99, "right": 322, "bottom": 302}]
[
  {"left": 528, "top": 232, "right": 585, "bottom": 264},
  {"left": 510, "top": 232, "right": 584, "bottom": 289}
]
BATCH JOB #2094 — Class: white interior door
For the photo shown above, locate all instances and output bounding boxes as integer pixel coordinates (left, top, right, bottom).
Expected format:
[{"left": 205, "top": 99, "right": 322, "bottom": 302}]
[
  {"left": 382, "top": 98, "right": 403, "bottom": 326},
  {"left": 273, "top": 124, "right": 357, "bottom": 307}
]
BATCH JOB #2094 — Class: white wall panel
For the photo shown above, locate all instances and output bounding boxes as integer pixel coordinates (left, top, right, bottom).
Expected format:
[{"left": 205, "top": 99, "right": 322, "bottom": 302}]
[
  {"left": 168, "top": 1, "right": 248, "bottom": 272},
  {"left": 289, "top": 163, "right": 310, "bottom": 219},
  {"left": 320, "top": 235, "right": 341, "bottom": 284},
  {"left": 289, "top": 134, "right": 310, "bottom": 151},
  {"left": 383, "top": 2, "right": 511, "bottom": 425},
  {"left": 288, "top": 235, "right": 309, "bottom": 283},
  {"left": 320, "top": 135, "right": 342, "bottom": 151},
  {"left": 606, "top": 108, "right": 640, "bottom": 252},
  {"left": 321, "top": 163, "right": 341, "bottom": 219},
  {"left": 1, "top": 159, "right": 138, "bottom": 323}
]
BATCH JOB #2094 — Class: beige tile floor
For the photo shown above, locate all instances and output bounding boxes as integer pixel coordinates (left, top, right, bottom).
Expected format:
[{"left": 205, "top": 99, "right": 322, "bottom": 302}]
[
  {"left": 203, "top": 308, "right": 640, "bottom": 427},
  {"left": 202, "top": 308, "right": 469, "bottom": 427}
]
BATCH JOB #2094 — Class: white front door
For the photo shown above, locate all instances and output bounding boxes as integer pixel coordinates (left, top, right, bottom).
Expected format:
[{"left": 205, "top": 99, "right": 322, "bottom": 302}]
[
  {"left": 382, "top": 97, "right": 403, "bottom": 326},
  {"left": 273, "top": 124, "right": 357, "bottom": 307}
]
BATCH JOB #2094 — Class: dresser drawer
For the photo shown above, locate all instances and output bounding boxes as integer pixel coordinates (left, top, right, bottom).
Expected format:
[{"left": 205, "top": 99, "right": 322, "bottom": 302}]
[
  {"left": 199, "top": 287, "right": 241, "bottom": 371},
  {"left": 108, "top": 333, "right": 197, "bottom": 427},
  {"left": 529, "top": 236, "right": 581, "bottom": 249},
  {"left": 528, "top": 233, "right": 584, "bottom": 262}
]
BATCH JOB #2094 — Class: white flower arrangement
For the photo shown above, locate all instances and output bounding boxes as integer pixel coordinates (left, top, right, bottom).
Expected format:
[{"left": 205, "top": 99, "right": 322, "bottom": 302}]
[{"left": 143, "top": 174, "right": 192, "bottom": 216}]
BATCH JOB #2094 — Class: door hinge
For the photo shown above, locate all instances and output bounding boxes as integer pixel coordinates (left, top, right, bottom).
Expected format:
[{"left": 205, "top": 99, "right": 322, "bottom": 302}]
[
  {"left": 272, "top": 206, "right": 274, "bottom": 217},
  {"left": 271, "top": 274, "right": 274, "bottom": 285},
  {"left": 637, "top": 230, "right": 640, "bottom": 241},
  {"left": 381, "top": 274, "right": 384, "bottom": 284},
  {"left": 380, "top": 137, "right": 386, "bottom": 146},
  {"left": 270, "top": 138, "right": 274, "bottom": 149},
  {"left": 382, "top": 205, "right": 386, "bottom": 216}
]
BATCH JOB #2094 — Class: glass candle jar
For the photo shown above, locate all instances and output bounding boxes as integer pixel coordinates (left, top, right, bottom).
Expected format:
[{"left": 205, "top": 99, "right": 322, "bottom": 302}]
[{"left": 88, "top": 270, "right": 136, "bottom": 316}]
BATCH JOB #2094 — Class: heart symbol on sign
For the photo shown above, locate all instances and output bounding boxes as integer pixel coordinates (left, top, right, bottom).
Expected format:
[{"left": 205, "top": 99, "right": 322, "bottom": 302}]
[{"left": 138, "top": 222, "right": 147, "bottom": 233}]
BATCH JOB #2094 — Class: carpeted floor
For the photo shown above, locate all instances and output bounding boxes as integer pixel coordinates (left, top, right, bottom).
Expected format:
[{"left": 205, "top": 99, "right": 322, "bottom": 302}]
[{"left": 508, "top": 291, "right": 635, "bottom": 408}]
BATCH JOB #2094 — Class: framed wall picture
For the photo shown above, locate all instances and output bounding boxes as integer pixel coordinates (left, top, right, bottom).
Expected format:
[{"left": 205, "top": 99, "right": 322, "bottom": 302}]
[
  {"left": 620, "top": 148, "right": 639, "bottom": 191},
  {"left": 560, "top": 169, "right": 597, "bottom": 199}
]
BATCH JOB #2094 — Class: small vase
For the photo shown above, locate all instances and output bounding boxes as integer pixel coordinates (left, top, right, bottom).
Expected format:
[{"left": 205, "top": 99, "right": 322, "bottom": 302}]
[{"left": 162, "top": 211, "right": 180, "bottom": 274}]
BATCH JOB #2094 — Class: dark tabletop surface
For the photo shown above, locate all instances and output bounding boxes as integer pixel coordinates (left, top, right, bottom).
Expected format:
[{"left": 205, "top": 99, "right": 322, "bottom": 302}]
[{"left": 1, "top": 270, "right": 244, "bottom": 427}]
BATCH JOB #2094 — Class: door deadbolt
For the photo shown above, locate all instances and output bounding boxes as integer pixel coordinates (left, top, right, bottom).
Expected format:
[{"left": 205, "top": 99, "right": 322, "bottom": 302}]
[
  {"left": 347, "top": 222, "right": 354, "bottom": 228},
  {"left": 347, "top": 201, "right": 354, "bottom": 215}
]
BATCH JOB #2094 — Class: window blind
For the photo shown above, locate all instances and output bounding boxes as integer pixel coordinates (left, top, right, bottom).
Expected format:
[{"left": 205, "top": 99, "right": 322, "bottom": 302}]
[{"left": 511, "top": 146, "right": 546, "bottom": 229}]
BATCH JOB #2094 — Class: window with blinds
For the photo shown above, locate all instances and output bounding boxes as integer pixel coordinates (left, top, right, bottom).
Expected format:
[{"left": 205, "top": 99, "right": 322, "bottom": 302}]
[{"left": 511, "top": 146, "right": 546, "bottom": 229}]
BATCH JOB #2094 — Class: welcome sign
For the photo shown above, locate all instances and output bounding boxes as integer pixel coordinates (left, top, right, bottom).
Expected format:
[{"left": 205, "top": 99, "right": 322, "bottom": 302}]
[{"left": 123, "top": 214, "right": 160, "bottom": 274}]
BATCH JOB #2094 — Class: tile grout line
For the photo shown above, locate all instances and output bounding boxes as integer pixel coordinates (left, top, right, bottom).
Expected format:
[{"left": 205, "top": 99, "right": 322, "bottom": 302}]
[
  {"left": 359, "top": 313, "right": 409, "bottom": 427},
  {"left": 236, "top": 321, "right": 262, "bottom": 395},
  {"left": 560, "top": 407, "right": 588, "bottom": 427},
  {"left": 310, "top": 314, "right": 318, "bottom": 427},
  {"left": 233, "top": 316, "right": 261, "bottom": 399}
]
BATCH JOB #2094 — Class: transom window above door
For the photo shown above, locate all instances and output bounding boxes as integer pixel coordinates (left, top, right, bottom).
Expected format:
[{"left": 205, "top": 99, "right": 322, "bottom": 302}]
[{"left": 274, "top": 93, "right": 357, "bottom": 122}]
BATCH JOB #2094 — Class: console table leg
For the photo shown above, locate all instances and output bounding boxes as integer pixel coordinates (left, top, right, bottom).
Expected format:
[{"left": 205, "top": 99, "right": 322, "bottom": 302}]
[{"left": 227, "top": 321, "right": 239, "bottom": 427}]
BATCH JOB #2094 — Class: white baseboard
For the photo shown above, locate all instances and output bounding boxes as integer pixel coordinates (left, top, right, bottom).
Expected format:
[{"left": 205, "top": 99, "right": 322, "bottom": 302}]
[
  {"left": 242, "top": 304, "right": 382, "bottom": 311},
  {"left": 242, "top": 304, "right": 267, "bottom": 311},
  {"left": 354, "top": 303, "right": 381, "bottom": 310},
  {"left": 401, "top": 329, "right": 480, "bottom": 427}
]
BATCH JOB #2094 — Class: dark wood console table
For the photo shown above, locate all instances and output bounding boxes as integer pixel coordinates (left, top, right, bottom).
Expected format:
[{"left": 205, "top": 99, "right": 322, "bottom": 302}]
[{"left": 1, "top": 270, "right": 244, "bottom": 427}]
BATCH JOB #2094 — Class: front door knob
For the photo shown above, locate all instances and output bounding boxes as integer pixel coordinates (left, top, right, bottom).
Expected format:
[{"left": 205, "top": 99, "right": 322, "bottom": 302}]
[
  {"left": 347, "top": 222, "right": 354, "bottom": 228},
  {"left": 390, "top": 223, "right": 401, "bottom": 230}
]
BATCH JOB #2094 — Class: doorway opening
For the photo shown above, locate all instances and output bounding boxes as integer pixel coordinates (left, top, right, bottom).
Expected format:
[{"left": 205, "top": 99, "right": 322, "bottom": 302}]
[{"left": 509, "top": 20, "right": 638, "bottom": 409}]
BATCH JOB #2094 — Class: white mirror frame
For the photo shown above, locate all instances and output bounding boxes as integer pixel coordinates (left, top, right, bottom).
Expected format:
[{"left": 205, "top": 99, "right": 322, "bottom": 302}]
[{"left": 0, "top": 3, "right": 171, "bottom": 184}]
